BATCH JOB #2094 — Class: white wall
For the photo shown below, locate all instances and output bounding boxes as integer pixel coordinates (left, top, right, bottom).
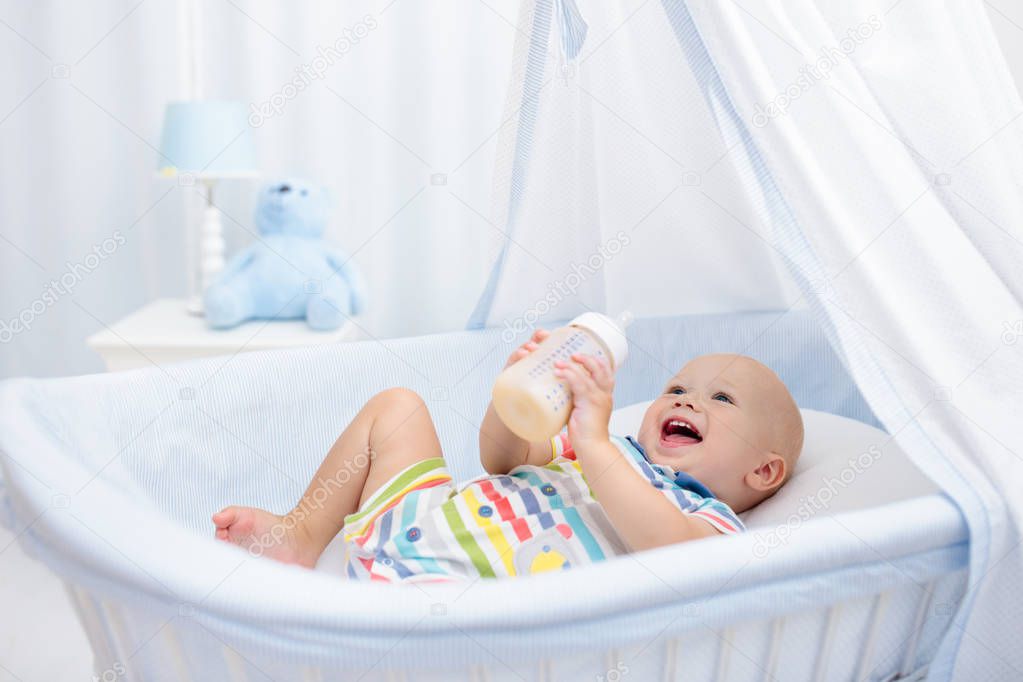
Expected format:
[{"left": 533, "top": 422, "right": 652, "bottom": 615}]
[
  {"left": 2, "top": 1, "right": 1023, "bottom": 381},
  {"left": 0, "top": 0, "right": 517, "bottom": 379}
]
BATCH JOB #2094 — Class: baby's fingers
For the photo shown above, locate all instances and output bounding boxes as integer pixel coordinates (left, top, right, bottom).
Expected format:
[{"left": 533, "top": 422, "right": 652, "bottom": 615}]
[
  {"left": 554, "top": 359, "right": 598, "bottom": 395},
  {"left": 570, "top": 354, "right": 614, "bottom": 390},
  {"left": 552, "top": 361, "right": 578, "bottom": 390},
  {"left": 506, "top": 338, "right": 541, "bottom": 367}
]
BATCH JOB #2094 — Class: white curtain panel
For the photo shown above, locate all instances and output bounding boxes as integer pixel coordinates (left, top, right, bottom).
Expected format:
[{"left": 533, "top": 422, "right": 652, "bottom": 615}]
[
  {"left": 684, "top": 0, "right": 1023, "bottom": 678},
  {"left": 0, "top": 0, "right": 514, "bottom": 379},
  {"left": 467, "top": 0, "right": 1023, "bottom": 677},
  {"left": 468, "top": 0, "right": 801, "bottom": 331}
]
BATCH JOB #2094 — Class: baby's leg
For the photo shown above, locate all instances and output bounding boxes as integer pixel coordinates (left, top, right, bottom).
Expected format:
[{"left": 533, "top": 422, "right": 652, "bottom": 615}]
[{"left": 213, "top": 387, "right": 444, "bottom": 567}]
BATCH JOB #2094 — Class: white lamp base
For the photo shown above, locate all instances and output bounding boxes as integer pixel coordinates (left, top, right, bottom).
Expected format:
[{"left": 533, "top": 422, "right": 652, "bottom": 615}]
[{"left": 190, "top": 180, "right": 226, "bottom": 316}]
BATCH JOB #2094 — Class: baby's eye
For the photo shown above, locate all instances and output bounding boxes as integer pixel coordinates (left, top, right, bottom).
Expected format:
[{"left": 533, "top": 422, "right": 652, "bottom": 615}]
[
  {"left": 712, "top": 392, "right": 734, "bottom": 404},
  {"left": 668, "top": 386, "right": 686, "bottom": 395}
]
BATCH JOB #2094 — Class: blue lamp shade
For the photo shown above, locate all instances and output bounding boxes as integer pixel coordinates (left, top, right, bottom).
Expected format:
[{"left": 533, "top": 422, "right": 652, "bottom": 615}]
[{"left": 157, "top": 100, "right": 256, "bottom": 178}]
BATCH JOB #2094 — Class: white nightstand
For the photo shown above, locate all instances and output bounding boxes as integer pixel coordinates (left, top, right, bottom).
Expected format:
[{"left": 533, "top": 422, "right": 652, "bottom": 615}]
[{"left": 87, "top": 298, "right": 360, "bottom": 371}]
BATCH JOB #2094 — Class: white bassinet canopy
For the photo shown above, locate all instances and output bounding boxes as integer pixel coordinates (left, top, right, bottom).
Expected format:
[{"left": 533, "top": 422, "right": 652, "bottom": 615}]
[{"left": 468, "top": 0, "right": 1023, "bottom": 679}]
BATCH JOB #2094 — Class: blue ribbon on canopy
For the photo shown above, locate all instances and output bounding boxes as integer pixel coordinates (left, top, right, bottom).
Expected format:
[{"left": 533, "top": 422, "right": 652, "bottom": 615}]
[{"left": 555, "top": 0, "right": 588, "bottom": 60}]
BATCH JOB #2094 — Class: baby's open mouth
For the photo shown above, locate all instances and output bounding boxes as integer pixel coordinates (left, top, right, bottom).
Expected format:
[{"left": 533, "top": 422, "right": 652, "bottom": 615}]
[{"left": 660, "top": 417, "right": 702, "bottom": 447}]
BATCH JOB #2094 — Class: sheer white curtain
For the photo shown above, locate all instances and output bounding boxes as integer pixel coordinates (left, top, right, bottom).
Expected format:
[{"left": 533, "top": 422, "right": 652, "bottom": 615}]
[
  {"left": 467, "top": 0, "right": 806, "bottom": 332},
  {"left": 682, "top": 1, "right": 1023, "bottom": 678},
  {"left": 468, "top": 0, "right": 1023, "bottom": 677},
  {"left": 0, "top": 0, "right": 514, "bottom": 379}
]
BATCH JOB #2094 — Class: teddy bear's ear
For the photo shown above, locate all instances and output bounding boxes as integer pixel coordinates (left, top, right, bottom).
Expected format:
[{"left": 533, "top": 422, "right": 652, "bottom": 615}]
[{"left": 260, "top": 179, "right": 296, "bottom": 197}]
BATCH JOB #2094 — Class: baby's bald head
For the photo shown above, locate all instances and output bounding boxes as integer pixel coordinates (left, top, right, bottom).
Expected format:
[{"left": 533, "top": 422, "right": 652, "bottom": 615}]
[{"left": 720, "top": 354, "right": 803, "bottom": 483}]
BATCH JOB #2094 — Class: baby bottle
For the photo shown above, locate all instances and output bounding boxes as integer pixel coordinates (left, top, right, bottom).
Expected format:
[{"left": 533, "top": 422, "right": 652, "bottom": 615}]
[{"left": 492, "top": 311, "right": 632, "bottom": 442}]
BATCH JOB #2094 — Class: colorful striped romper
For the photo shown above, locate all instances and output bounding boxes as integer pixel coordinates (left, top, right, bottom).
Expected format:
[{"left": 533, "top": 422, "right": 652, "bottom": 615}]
[{"left": 340, "top": 430, "right": 744, "bottom": 583}]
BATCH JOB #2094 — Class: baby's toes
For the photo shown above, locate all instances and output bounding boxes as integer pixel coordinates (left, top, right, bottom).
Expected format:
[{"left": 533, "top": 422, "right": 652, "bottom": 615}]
[
  {"left": 212, "top": 506, "right": 238, "bottom": 528},
  {"left": 225, "top": 508, "right": 257, "bottom": 542},
  {"left": 212, "top": 506, "right": 254, "bottom": 544}
]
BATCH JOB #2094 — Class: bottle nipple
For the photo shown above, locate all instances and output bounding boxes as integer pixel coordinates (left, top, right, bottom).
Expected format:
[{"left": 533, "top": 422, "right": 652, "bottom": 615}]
[{"left": 615, "top": 310, "right": 634, "bottom": 331}]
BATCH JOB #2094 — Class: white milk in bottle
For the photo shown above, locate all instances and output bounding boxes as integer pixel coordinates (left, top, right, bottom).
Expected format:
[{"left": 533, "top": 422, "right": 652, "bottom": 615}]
[{"left": 492, "top": 311, "right": 632, "bottom": 442}]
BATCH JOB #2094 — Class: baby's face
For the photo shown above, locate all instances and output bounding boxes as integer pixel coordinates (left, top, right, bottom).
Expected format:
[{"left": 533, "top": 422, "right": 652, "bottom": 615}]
[{"left": 636, "top": 354, "right": 801, "bottom": 512}]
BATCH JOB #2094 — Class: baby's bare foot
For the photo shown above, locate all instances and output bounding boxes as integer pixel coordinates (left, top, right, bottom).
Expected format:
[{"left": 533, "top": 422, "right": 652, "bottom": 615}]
[{"left": 212, "top": 506, "right": 318, "bottom": 568}]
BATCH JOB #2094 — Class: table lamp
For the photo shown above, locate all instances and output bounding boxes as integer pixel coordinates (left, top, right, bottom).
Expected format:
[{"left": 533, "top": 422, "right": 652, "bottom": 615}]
[{"left": 157, "top": 100, "right": 256, "bottom": 314}]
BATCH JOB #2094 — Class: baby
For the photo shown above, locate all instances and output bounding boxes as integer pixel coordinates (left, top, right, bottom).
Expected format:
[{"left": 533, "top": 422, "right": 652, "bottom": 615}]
[{"left": 213, "top": 329, "right": 803, "bottom": 582}]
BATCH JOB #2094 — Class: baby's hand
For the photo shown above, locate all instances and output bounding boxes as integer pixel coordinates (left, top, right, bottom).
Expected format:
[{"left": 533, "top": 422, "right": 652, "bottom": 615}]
[
  {"left": 553, "top": 353, "right": 614, "bottom": 448},
  {"left": 503, "top": 328, "right": 550, "bottom": 369}
]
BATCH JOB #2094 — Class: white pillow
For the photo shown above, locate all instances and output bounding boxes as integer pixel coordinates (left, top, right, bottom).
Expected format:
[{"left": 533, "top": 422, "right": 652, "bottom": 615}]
[{"left": 608, "top": 401, "right": 938, "bottom": 528}]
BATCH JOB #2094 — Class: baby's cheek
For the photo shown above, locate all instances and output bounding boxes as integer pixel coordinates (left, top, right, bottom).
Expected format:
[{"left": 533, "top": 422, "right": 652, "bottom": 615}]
[
  {"left": 638, "top": 413, "right": 659, "bottom": 439},
  {"left": 719, "top": 417, "right": 759, "bottom": 457}
]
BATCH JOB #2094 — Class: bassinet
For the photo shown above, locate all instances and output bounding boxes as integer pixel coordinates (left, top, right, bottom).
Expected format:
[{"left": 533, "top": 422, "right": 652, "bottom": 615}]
[{"left": 0, "top": 313, "right": 967, "bottom": 680}]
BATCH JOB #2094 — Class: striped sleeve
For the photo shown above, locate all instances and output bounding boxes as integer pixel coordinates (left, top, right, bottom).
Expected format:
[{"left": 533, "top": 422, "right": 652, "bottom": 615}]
[
  {"left": 549, "top": 426, "right": 576, "bottom": 461},
  {"left": 687, "top": 496, "right": 745, "bottom": 535}
]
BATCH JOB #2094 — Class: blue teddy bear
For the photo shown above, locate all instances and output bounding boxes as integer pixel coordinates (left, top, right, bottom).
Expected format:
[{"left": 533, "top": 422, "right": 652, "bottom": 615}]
[{"left": 203, "top": 179, "right": 367, "bottom": 330}]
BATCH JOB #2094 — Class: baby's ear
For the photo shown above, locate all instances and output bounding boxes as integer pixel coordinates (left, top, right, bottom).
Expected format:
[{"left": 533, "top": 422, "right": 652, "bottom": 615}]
[{"left": 745, "top": 453, "right": 787, "bottom": 492}]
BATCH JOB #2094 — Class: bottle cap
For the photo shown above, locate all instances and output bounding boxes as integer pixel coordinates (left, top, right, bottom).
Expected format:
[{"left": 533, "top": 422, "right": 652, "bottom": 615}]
[{"left": 569, "top": 311, "right": 630, "bottom": 369}]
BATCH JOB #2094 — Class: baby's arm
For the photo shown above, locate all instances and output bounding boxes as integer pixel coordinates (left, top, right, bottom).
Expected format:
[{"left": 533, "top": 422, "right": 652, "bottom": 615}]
[
  {"left": 570, "top": 438, "right": 719, "bottom": 551},
  {"left": 479, "top": 403, "right": 553, "bottom": 475},
  {"left": 553, "top": 354, "right": 720, "bottom": 552},
  {"left": 480, "top": 329, "right": 557, "bottom": 475}
]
